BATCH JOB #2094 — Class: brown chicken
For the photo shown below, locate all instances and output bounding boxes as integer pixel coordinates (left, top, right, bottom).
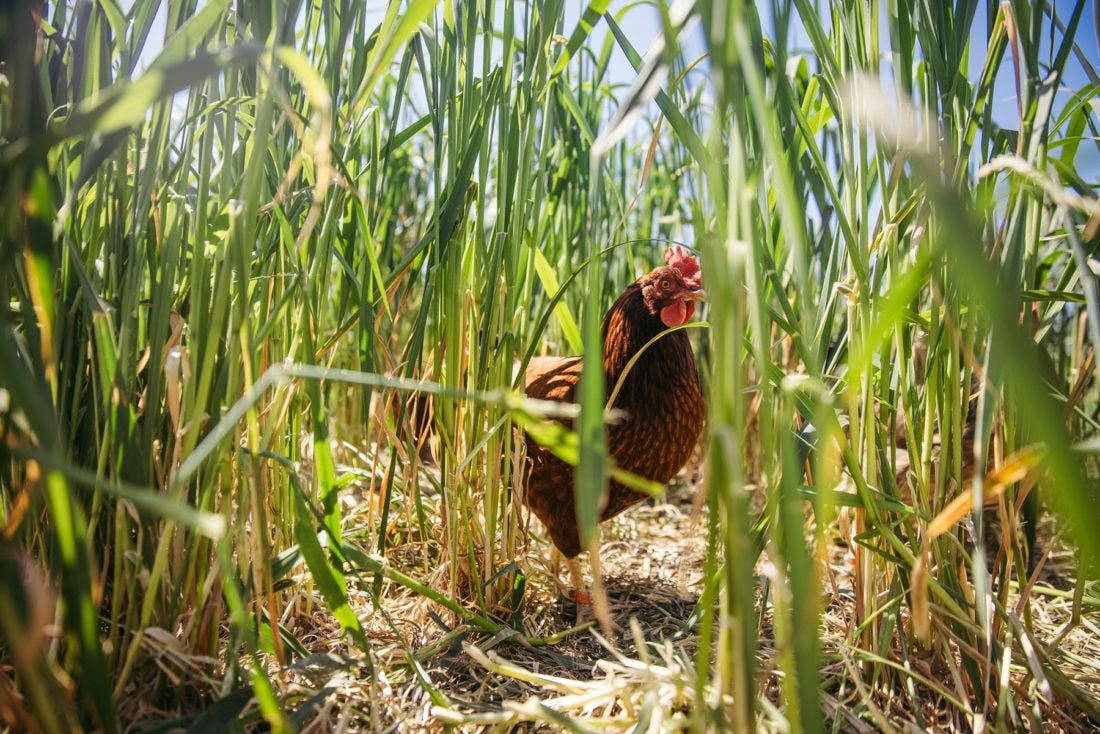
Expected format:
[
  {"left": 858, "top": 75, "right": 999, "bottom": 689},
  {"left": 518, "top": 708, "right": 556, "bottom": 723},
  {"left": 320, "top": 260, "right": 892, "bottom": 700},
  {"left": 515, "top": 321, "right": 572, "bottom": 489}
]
[{"left": 523, "top": 247, "right": 706, "bottom": 603}]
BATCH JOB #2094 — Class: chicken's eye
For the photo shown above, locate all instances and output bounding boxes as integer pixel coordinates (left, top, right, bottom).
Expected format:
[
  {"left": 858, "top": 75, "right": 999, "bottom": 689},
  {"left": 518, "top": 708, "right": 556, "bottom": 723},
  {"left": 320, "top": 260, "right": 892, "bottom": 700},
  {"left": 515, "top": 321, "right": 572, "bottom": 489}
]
[{"left": 660, "top": 278, "right": 671, "bottom": 291}]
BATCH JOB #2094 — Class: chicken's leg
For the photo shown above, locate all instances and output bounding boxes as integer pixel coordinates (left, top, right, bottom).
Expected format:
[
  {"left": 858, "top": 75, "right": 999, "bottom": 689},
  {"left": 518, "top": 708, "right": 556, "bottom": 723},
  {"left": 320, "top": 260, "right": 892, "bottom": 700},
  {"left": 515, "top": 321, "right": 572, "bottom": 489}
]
[
  {"left": 586, "top": 543, "right": 618, "bottom": 633},
  {"left": 556, "top": 549, "right": 614, "bottom": 632},
  {"left": 565, "top": 556, "right": 592, "bottom": 605}
]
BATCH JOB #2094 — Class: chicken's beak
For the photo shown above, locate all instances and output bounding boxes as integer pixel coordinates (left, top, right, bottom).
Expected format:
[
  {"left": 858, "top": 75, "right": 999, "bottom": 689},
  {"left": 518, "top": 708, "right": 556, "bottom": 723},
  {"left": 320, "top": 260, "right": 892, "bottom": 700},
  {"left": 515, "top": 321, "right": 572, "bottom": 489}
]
[{"left": 681, "top": 288, "right": 707, "bottom": 302}]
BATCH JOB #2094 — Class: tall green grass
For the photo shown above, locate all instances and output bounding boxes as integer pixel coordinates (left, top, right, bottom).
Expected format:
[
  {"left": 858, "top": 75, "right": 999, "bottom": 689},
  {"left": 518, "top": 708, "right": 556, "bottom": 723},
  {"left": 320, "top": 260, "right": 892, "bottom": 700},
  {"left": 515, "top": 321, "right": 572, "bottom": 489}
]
[{"left": 1, "top": 0, "right": 1098, "bottom": 730}]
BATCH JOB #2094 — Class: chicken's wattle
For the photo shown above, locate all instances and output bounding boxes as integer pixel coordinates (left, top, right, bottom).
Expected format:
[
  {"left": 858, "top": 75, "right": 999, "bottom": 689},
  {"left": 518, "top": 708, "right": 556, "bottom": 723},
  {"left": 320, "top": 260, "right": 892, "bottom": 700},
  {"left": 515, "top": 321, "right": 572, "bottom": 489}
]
[{"left": 660, "top": 299, "right": 694, "bottom": 327}]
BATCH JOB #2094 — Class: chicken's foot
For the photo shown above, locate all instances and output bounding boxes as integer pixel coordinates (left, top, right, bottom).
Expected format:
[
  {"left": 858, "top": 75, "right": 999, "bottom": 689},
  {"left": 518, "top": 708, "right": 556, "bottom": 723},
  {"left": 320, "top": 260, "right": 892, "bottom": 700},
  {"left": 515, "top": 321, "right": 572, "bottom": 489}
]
[
  {"left": 554, "top": 550, "right": 616, "bottom": 632},
  {"left": 565, "top": 556, "right": 592, "bottom": 605}
]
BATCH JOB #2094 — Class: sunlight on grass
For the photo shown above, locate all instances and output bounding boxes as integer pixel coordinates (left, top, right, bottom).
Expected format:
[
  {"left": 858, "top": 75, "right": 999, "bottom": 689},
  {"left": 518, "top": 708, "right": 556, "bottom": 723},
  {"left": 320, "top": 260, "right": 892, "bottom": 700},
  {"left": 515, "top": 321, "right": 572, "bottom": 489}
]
[{"left": 1, "top": 0, "right": 1099, "bottom": 730}]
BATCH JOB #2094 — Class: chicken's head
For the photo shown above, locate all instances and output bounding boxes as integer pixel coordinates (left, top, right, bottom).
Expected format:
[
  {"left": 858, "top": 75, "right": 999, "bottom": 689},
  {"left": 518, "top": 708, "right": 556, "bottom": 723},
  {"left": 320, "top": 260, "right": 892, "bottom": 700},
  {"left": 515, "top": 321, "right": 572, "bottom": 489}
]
[{"left": 640, "top": 246, "right": 706, "bottom": 328}]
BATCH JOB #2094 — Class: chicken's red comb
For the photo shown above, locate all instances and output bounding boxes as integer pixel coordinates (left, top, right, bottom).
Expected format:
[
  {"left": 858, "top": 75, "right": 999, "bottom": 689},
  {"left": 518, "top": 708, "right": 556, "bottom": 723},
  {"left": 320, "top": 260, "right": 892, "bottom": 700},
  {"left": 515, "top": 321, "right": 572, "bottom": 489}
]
[{"left": 665, "top": 246, "right": 702, "bottom": 288}]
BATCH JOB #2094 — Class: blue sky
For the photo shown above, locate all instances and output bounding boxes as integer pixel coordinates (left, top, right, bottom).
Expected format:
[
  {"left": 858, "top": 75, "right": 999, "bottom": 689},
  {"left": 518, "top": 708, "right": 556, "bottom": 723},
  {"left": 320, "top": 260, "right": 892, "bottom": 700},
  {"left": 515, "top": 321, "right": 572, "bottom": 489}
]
[
  {"left": 129, "top": 0, "right": 1099, "bottom": 180},
  {"left": 607, "top": 1, "right": 1099, "bottom": 123},
  {"left": 599, "top": 0, "right": 1100, "bottom": 179}
]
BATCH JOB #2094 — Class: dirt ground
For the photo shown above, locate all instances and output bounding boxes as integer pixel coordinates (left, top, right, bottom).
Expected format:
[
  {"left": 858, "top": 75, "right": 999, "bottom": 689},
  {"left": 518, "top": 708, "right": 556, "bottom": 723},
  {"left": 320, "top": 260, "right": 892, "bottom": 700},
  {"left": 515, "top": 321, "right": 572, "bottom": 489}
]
[
  {"left": 320, "top": 472, "right": 1100, "bottom": 733},
  {"left": 132, "top": 463, "right": 1098, "bottom": 732}
]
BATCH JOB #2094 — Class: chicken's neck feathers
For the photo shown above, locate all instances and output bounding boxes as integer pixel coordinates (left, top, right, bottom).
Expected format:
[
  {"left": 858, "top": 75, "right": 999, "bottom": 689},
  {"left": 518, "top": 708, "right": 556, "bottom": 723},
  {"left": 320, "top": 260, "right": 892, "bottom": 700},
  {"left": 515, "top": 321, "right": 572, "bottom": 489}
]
[{"left": 600, "top": 284, "right": 698, "bottom": 409}]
